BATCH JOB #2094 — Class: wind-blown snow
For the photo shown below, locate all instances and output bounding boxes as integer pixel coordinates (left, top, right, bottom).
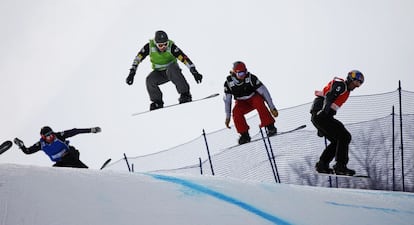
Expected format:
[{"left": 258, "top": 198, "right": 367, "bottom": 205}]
[{"left": 1, "top": 164, "right": 413, "bottom": 225}]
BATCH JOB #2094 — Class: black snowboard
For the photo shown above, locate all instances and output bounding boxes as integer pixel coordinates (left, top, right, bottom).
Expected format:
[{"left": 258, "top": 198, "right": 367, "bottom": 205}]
[
  {"left": 316, "top": 172, "right": 370, "bottom": 178},
  {"left": 0, "top": 140, "right": 13, "bottom": 155}
]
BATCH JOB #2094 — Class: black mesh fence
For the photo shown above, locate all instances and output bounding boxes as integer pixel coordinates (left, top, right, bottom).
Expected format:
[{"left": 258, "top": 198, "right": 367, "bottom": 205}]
[{"left": 107, "top": 88, "right": 414, "bottom": 192}]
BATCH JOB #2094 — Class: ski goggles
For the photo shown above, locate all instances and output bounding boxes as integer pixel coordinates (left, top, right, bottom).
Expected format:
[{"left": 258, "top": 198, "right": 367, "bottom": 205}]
[
  {"left": 235, "top": 71, "right": 247, "bottom": 78},
  {"left": 156, "top": 42, "right": 168, "bottom": 48},
  {"left": 41, "top": 132, "right": 56, "bottom": 143},
  {"left": 355, "top": 76, "right": 364, "bottom": 84}
]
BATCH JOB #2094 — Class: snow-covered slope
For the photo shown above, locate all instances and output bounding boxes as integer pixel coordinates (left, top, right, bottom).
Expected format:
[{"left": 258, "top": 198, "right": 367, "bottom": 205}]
[{"left": 0, "top": 164, "right": 413, "bottom": 225}]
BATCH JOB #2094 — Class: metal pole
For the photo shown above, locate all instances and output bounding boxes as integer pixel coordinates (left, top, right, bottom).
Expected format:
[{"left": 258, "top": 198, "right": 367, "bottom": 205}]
[
  {"left": 202, "top": 129, "right": 215, "bottom": 176},
  {"left": 392, "top": 106, "right": 395, "bottom": 191},
  {"left": 123, "top": 153, "right": 131, "bottom": 172},
  {"left": 199, "top": 157, "right": 203, "bottom": 175},
  {"left": 265, "top": 129, "right": 280, "bottom": 183},
  {"left": 260, "top": 127, "right": 278, "bottom": 183},
  {"left": 398, "top": 81, "right": 405, "bottom": 191}
]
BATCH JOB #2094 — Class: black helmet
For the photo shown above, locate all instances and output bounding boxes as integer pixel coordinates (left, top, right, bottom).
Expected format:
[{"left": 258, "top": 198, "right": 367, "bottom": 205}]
[
  {"left": 40, "top": 126, "right": 53, "bottom": 136},
  {"left": 154, "top": 30, "right": 168, "bottom": 43}
]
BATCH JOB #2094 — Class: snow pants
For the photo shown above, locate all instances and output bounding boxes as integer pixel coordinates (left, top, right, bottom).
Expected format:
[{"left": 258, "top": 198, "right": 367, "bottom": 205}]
[
  {"left": 53, "top": 148, "right": 88, "bottom": 169},
  {"left": 311, "top": 113, "right": 352, "bottom": 165},
  {"left": 233, "top": 94, "right": 275, "bottom": 134},
  {"left": 146, "top": 62, "right": 190, "bottom": 103}
]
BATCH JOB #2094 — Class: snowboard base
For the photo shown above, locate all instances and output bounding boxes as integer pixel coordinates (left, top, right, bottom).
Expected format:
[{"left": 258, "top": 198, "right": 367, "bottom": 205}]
[
  {"left": 132, "top": 93, "right": 219, "bottom": 116},
  {"left": 0, "top": 140, "right": 13, "bottom": 155},
  {"left": 316, "top": 172, "right": 370, "bottom": 178}
]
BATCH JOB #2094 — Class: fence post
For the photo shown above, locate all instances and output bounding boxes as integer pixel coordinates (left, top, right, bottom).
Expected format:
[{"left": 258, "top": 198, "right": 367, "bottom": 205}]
[
  {"left": 265, "top": 128, "right": 280, "bottom": 183},
  {"left": 260, "top": 127, "right": 278, "bottom": 183},
  {"left": 398, "top": 81, "right": 405, "bottom": 191},
  {"left": 123, "top": 153, "right": 131, "bottom": 172},
  {"left": 202, "top": 129, "right": 215, "bottom": 176},
  {"left": 199, "top": 157, "right": 203, "bottom": 175},
  {"left": 392, "top": 106, "right": 396, "bottom": 191}
]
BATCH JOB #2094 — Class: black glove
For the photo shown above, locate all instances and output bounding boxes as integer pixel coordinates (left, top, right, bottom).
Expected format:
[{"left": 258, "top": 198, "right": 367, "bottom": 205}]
[
  {"left": 126, "top": 67, "right": 136, "bottom": 85},
  {"left": 190, "top": 67, "right": 202, "bottom": 84},
  {"left": 13, "top": 138, "right": 25, "bottom": 149},
  {"left": 91, "top": 127, "right": 101, "bottom": 133}
]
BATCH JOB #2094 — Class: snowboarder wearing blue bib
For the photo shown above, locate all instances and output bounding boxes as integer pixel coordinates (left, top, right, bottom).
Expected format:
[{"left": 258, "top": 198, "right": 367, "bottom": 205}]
[
  {"left": 126, "top": 30, "right": 203, "bottom": 110},
  {"left": 14, "top": 126, "right": 101, "bottom": 168}
]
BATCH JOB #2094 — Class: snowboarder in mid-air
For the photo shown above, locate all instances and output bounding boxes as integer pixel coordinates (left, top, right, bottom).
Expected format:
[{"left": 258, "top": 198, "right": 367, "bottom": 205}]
[
  {"left": 310, "top": 70, "right": 365, "bottom": 176},
  {"left": 223, "top": 61, "right": 279, "bottom": 145},
  {"left": 14, "top": 126, "right": 101, "bottom": 168},
  {"left": 126, "top": 30, "right": 203, "bottom": 111}
]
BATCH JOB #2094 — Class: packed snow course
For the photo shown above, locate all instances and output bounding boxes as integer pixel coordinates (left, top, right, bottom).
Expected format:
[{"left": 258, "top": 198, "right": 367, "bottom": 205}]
[{"left": 1, "top": 164, "right": 413, "bottom": 225}]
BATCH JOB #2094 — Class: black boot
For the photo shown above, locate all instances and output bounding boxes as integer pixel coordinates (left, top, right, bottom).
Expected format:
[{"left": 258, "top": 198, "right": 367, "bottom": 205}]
[
  {"left": 238, "top": 132, "right": 251, "bottom": 145},
  {"left": 315, "top": 161, "right": 333, "bottom": 174},
  {"left": 333, "top": 163, "right": 355, "bottom": 176},
  {"left": 150, "top": 101, "right": 164, "bottom": 110},
  {"left": 266, "top": 124, "right": 277, "bottom": 137},
  {"left": 179, "top": 92, "right": 192, "bottom": 104}
]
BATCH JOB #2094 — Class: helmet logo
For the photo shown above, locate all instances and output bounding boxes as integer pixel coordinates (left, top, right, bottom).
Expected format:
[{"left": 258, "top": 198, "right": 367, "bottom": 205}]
[{"left": 348, "top": 70, "right": 364, "bottom": 84}]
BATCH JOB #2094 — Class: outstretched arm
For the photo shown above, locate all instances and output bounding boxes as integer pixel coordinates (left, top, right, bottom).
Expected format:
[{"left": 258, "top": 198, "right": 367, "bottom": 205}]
[
  {"left": 14, "top": 138, "right": 41, "bottom": 154},
  {"left": 60, "top": 127, "right": 101, "bottom": 139}
]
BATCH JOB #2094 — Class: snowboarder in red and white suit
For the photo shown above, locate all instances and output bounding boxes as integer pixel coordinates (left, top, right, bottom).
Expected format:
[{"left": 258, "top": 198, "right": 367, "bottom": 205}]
[
  {"left": 310, "top": 70, "right": 365, "bottom": 176},
  {"left": 224, "top": 61, "right": 279, "bottom": 145}
]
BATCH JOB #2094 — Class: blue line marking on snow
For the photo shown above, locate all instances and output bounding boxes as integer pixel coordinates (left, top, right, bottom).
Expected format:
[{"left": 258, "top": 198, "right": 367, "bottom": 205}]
[
  {"left": 149, "top": 174, "right": 293, "bottom": 225},
  {"left": 326, "top": 201, "right": 414, "bottom": 215}
]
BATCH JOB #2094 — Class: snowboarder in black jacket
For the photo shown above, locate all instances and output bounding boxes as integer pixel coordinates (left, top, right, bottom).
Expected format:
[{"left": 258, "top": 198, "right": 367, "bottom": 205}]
[
  {"left": 14, "top": 126, "right": 101, "bottom": 168},
  {"left": 310, "top": 70, "right": 364, "bottom": 176}
]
